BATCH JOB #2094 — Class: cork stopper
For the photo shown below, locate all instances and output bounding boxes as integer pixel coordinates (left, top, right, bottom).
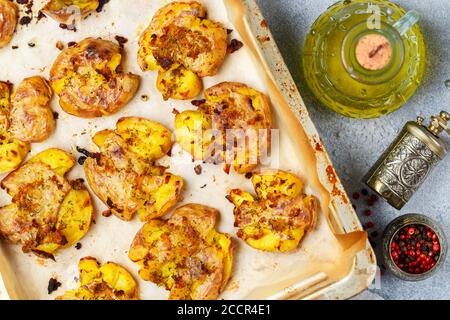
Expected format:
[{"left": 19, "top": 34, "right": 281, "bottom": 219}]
[{"left": 355, "top": 34, "right": 393, "bottom": 71}]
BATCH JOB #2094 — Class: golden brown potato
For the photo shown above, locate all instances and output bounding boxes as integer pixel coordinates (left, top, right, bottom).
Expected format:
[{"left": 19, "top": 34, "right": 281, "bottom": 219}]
[
  {"left": 175, "top": 82, "right": 272, "bottom": 174},
  {"left": 156, "top": 65, "right": 203, "bottom": 101},
  {"left": 0, "top": 77, "right": 55, "bottom": 173},
  {"left": 0, "top": 0, "right": 18, "bottom": 48},
  {"left": 115, "top": 117, "right": 173, "bottom": 163},
  {"left": 83, "top": 117, "right": 183, "bottom": 221},
  {"left": 138, "top": 1, "right": 228, "bottom": 100},
  {"left": 227, "top": 170, "right": 318, "bottom": 252},
  {"left": 129, "top": 204, "right": 233, "bottom": 300},
  {"left": 0, "top": 81, "right": 12, "bottom": 131},
  {"left": 0, "top": 81, "right": 31, "bottom": 173},
  {"left": 0, "top": 136, "right": 30, "bottom": 173},
  {"left": 57, "top": 257, "right": 139, "bottom": 300},
  {"left": 8, "top": 76, "right": 55, "bottom": 143},
  {"left": 42, "top": 0, "right": 99, "bottom": 24},
  {"left": 50, "top": 38, "right": 140, "bottom": 118},
  {"left": 0, "top": 149, "right": 94, "bottom": 259}
]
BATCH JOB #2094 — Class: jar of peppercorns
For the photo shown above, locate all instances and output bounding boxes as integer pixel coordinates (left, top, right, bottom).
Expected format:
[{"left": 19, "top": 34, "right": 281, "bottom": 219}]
[{"left": 382, "top": 214, "right": 447, "bottom": 281}]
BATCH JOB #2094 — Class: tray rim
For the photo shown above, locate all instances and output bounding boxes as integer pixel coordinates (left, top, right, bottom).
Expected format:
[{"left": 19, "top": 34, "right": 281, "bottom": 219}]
[
  {"left": 240, "top": 0, "right": 377, "bottom": 300},
  {"left": 0, "top": 0, "right": 377, "bottom": 301}
]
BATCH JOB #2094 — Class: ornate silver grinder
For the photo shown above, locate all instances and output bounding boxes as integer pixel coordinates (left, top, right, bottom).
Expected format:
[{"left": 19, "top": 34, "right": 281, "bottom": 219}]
[{"left": 364, "top": 111, "right": 450, "bottom": 210}]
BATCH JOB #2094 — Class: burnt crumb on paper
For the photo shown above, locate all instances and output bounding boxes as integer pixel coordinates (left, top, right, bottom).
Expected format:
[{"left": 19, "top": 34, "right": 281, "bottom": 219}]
[
  {"left": 19, "top": 16, "right": 32, "bottom": 26},
  {"left": 200, "top": 184, "right": 207, "bottom": 189},
  {"left": 102, "top": 209, "right": 112, "bottom": 217},
  {"left": 97, "top": 0, "right": 111, "bottom": 13},
  {"left": 47, "top": 278, "right": 62, "bottom": 294},
  {"left": 114, "top": 35, "right": 128, "bottom": 48},
  {"left": 56, "top": 41, "right": 65, "bottom": 50},
  {"left": 37, "top": 10, "right": 46, "bottom": 22},
  {"left": 59, "top": 23, "right": 77, "bottom": 32},
  {"left": 227, "top": 39, "right": 243, "bottom": 54},
  {"left": 53, "top": 111, "right": 59, "bottom": 119},
  {"left": 75, "top": 242, "right": 82, "bottom": 250},
  {"left": 78, "top": 156, "right": 87, "bottom": 165},
  {"left": 194, "top": 164, "right": 202, "bottom": 175}
]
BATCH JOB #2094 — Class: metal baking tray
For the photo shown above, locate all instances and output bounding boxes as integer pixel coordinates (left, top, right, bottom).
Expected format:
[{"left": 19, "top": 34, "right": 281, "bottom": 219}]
[{"left": 0, "top": 0, "right": 376, "bottom": 300}]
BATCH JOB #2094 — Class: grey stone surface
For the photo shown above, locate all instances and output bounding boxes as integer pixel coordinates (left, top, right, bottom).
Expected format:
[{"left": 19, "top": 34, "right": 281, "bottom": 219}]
[{"left": 255, "top": 0, "right": 450, "bottom": 300}]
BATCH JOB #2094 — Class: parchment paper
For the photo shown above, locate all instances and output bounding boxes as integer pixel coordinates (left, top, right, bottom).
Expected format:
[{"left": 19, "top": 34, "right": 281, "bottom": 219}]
[{"left": 0, "top": 0, "right": 367, "bottom": 300}]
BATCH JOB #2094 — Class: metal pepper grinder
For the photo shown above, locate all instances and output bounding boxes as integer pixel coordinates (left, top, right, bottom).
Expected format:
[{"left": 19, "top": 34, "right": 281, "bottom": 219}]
[{"left": 364, "top": 111, "right": 450, "bottom": 210}]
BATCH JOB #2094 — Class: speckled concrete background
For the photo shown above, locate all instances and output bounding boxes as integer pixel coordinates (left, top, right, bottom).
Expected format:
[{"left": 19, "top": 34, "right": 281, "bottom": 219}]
[{"left": 255, "top": 0, "right": 450, "bottom": 300}]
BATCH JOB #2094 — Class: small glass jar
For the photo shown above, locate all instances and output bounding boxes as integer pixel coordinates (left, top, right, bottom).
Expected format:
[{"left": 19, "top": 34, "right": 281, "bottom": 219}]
[{"left": 382, "top": 214, "right": 447, "bottom": 281}]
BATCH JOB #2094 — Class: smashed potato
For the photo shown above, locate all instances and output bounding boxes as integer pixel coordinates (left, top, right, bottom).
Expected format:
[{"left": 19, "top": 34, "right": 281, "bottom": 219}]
[
  {"left": 175, "top": 82, "right": 272, "bottom": 174},
  {"left": 0, "top": 77, "right": 55, "bottom": 173},
  {"left": 0, "top": 0, "right": 18, "bottom": 48},
  {"left": 50, "top": 38, "right": 140, "bottom": 118},
  {"left": 57, "top": 257, "right": 139, "bottom": 300},
  {"left": 129, "top": 204, "right": 233, "bottom": 300},
  {"left": 0, "top": 149, "right": 94, "bottom": 259},
  {"left": 8, "top": 76, "right": 55, "bottom": 143},
  {"left": 138, "top": 1, "right": 228, "bottom": 100},
  {"left": 227, "top": 170, "right": 318, "bottom": 252},
  {"left": 42, "top": 0, "right": 99, "bottom": 24},
  {"left": 83, "top": 117, "right": 183, "bottom": 221}
]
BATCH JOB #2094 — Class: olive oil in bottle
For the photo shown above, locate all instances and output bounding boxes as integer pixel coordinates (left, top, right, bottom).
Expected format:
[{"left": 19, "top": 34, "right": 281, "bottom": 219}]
[{"left": 303, "top": 0, "right": 426, "bottom": 118}]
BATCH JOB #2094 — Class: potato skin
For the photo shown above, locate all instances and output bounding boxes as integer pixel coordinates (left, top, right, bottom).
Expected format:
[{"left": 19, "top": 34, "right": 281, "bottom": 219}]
[
  {"left": 50, "top": 38, "right": 140, "bottom": 118},
  {"left": 0, "top": 149, "right": 94, "bottom": 259},
  {"left": 175, "top": 82, "right": 272, "bottom": 174},
  {"left": 42, "top": 0, "right": 99, "bottom": 24},
  {"left": 0, "top": 0, "right": 18, "bottom": 48},
  {"left": 138, "top": 1, "right": 227, "bottom": 100},
  {"left": 0, "top": 137, "right": 30, "bottom": 173},
  {"left": 0, "top": 78, "right": 55, "bottom": 173},
  {"left": 129, "top": 204, "right": 233, "bottom": 300},
  {"left": 57, "top": 257, "right": 139, "bottom": 300},
  {"left": 0, "top": 81, "right": 31, "bottom": 173},
  {"left": 8, "top": 76, "right": 55, "bottom": 143},
  {"left": 227, "top": 170, "right": 318, "bottom": 252},
  {"left": 84, "top": 117, "right": 183, "bottom": 221}
]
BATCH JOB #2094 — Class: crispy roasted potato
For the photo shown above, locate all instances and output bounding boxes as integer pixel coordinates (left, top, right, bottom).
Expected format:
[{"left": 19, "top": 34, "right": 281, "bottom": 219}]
[
  {"left": 227, "top": 170, "right": 318, "bottom": 252},
  {"left": 50, "top": 38, "right": 140, "bottom": 118},
  {"left": 0, "top": 77, "right": 55, "bottom": 173},
  {"left": 57, "top": 257, "right": 139, "bottom": 300},
  {"left": 8, "top": 76, "right": 55, "bottom": 143},
  {"left": 156, "top": 65, "right": 203, "bottom": 101},
  {"left": 84, "top": 117, "right": 183, "bottom": 221},
  {"left": 138, "top": 1, "right": 227, "bottom": 100},
  {"left": 0, "top": 136, "right": 30, "bottom": 173},
  {"left": 115, "top": 117, "right": 173, "bottom": 163},
  {"left": 27, "top": 147, "right": 75, "bottom": 176},
  {"left": 129, "top": 204, "right": 233, "bottom": 300},
  {"left": 0, "top": 0, "right": 18, "bottom": 48},
  {"left": 0, "top": 149, "right": 94, "bottom": 258},
  {"left": 42, "top": 0, "right": 99, "bottom": 24},
  {"left": 175, "top": 82, "right": 272, "bottom": 174}
]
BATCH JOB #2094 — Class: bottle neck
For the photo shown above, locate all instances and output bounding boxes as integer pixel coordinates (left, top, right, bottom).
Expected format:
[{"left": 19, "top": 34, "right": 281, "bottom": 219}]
[{"left": 341, "top": 21, "right": 405, "bottom": 85}]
